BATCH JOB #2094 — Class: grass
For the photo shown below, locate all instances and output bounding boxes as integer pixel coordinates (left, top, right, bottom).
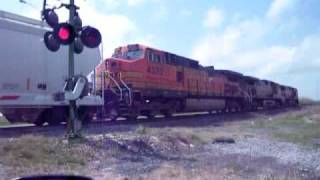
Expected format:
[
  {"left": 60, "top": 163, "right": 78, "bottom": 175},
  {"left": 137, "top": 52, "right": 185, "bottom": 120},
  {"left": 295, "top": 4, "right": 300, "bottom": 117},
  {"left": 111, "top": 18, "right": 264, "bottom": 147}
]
[
  {"left": 253, "top": 113, "right": 320, "bottom": 148},
  {"left": 0, "top": 135, "right": 96, "bottom": 169},
  {"left": 0, "top": 117, "right": 9, "bottom": 126},
  {"left": 299, "top": 97, "right": 319, "bottom": 106}
]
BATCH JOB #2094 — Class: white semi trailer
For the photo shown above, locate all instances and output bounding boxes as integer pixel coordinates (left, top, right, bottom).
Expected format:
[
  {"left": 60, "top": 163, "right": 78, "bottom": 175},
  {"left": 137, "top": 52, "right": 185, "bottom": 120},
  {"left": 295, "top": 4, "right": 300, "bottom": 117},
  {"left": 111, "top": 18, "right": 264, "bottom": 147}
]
[{"left": 0, "top": 10, "right": 104, "bottom": 125}]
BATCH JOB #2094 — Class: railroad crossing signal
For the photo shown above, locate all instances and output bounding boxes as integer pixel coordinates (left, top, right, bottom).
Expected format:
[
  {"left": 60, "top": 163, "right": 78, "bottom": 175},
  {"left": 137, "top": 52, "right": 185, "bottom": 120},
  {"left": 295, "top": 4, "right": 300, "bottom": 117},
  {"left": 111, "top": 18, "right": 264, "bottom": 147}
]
[
  {"left": 42, "top": 8, "right": 102, "bottom": 53},
  {"left": 41, "top": 0, "right": 103, "bottom": 139}
]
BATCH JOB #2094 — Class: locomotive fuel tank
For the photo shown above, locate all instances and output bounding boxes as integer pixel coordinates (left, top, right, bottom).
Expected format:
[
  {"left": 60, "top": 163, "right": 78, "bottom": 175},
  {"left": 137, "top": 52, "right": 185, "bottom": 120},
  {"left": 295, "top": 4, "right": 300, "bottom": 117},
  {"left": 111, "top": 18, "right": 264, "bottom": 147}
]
[{"left": 184, "top": 98, "right": 225, "bottom": 111}]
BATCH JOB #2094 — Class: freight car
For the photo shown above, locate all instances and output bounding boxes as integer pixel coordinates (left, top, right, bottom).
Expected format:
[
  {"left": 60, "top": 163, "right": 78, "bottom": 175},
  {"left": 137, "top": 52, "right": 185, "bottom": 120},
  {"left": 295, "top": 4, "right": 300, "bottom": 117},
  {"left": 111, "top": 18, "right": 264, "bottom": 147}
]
[
  {"left": 94, "top": 44, "right": 299, "bottom": 120},
  {"left": 0, "top": 10, "right": 103, "bottom": 126}
]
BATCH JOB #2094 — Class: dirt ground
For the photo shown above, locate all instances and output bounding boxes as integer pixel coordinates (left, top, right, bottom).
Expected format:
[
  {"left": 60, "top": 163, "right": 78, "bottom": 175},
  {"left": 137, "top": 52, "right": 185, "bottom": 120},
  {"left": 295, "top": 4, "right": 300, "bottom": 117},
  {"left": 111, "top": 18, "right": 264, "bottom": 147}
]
[{"left": 0, "top": 105, "right": 319, "bottom": 180}]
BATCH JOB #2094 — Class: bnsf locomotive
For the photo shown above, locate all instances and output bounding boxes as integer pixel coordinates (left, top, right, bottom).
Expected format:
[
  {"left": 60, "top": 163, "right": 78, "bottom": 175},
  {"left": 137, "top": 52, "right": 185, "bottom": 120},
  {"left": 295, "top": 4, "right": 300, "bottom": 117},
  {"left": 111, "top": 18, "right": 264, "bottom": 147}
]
[{"left": 94, "top": 44, "right": 299, "bottom": 120}]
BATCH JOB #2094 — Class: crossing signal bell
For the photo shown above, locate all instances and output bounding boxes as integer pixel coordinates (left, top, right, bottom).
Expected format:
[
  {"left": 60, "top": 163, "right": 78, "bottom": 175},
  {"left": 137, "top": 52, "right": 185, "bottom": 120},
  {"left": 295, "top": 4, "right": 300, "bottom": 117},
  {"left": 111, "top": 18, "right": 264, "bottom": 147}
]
[{"left": 42, "top": 8, "right": 101, "bottom": 53}]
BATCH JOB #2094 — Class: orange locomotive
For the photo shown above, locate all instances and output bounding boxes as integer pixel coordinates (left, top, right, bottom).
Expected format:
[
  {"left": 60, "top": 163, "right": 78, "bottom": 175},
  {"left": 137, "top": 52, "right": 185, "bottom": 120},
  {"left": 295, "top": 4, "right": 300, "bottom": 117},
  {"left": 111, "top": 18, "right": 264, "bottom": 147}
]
[{"left": 95, "top": 44, "right": 298, "bottom": 120}]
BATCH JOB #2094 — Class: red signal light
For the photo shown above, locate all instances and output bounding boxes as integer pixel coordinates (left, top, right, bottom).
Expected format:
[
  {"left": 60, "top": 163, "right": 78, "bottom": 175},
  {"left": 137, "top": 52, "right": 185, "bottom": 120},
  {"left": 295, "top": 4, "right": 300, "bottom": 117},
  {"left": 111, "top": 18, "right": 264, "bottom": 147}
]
[
  {"left": 58, "top": 27, "right": 70, "bottom": 40},
  {"left": 80, "top": 26, "right": 102, "bottom": 48},
  {"left": 53, "top": 23, "right": 76, "bottom": 45}
]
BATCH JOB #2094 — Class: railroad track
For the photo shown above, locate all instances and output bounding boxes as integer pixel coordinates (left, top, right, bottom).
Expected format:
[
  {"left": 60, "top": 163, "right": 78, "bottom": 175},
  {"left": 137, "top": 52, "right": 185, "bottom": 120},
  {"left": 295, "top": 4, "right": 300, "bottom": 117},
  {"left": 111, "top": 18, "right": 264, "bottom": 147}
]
[{"left": 0, "top": 107, "right": 301, "bottom": 138}]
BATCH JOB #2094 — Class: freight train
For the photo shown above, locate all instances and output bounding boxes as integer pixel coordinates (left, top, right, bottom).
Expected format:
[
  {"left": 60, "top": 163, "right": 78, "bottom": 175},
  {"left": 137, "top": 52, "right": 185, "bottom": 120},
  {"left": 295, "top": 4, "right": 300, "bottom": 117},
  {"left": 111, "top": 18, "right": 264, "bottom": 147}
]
[
  {"left": 0, "top": 10, "right": 298, "bottom": 125},
  {"left": 93, "top": 44, "right": 299, "bottom": 121}
]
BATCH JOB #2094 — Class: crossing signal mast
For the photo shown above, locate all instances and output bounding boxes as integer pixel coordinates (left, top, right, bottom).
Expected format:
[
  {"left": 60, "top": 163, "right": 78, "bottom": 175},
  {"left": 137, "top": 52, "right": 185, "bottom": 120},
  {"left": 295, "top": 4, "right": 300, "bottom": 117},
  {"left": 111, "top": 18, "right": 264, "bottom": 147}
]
[{"left": 42, "top": 0, "right": 102, "bottom": 138}]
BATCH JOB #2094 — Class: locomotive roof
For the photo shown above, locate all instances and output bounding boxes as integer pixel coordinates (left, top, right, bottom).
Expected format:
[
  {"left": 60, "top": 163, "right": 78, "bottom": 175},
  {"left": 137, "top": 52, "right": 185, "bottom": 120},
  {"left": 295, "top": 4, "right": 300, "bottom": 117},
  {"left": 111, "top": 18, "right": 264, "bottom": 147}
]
[
  {"left": 127, "top": 44, "right": 201, "bottom": 69},
  {"left": 210, "top": 70, "right": 243, "bottom": 82},
  {"left": 114, "top": 44, "right": 198, "bottom": 69},
  {"left": 242, "top": 76, "right": 259, "bottom": 84},
  {"left": 244, "top": 76, "right": 259, "bottom": 81},
  {"left": 205, "top": 66, "right": 215, "bottom": 75},
  {"left": 213, "top": 70, "right": 243, "bottom": 77}
]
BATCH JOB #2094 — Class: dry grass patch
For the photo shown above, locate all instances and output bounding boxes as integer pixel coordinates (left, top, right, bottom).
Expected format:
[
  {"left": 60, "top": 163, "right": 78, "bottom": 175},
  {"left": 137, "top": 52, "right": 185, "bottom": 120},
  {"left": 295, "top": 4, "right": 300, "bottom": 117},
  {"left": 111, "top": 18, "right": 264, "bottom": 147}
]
[
  {"left": 135, "top": 125, "right": 239, "bottom": 145},
  {"left": 0, "top": 135, "right": 96, "bottom": 169},
  {"left": 0, "top": 117, "right": 9, "bottom": 126},
  {"left": 136, "top": 163, "right": 241, "bottom": 180},
  {"left": 253, "top": 112, "right": 320, "bottom": 148}
]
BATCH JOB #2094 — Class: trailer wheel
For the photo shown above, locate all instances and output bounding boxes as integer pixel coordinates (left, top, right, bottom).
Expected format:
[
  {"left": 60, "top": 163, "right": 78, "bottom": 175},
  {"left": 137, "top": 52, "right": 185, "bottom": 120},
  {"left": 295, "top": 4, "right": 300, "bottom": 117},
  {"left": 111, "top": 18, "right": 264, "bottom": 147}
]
[
  {"left": 162, "top": 109, "right": 172, "bottom": 118},
  {"left": 125, "top": 114, "right": 137, "bottom": 121},
  {"left": 46, "top": 108, "right": 67, "bottom": 126},
  {"left": 146, "top": 110, "right": 157, "bottom": 119},
  {"left": 34, "top": 113, "right": 46, "bottom": 126},
  {"left": 47, "top": 118, "right": 60, "bottom": 126}
]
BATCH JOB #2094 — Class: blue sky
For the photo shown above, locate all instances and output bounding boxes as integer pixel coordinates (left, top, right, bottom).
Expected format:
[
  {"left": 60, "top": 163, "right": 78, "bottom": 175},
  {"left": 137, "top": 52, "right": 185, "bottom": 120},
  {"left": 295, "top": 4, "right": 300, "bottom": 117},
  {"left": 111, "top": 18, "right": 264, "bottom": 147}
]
[{"left": 1, "top": 0, "right": 320, "bottom": 99}]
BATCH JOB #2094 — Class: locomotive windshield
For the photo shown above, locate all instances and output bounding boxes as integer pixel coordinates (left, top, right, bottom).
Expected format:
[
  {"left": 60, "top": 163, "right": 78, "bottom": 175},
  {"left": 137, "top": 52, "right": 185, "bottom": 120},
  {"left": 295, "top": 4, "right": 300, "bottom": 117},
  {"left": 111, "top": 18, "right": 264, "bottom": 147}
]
[{"left": 112, "top": 49, "right": 144, "bottom": 60}]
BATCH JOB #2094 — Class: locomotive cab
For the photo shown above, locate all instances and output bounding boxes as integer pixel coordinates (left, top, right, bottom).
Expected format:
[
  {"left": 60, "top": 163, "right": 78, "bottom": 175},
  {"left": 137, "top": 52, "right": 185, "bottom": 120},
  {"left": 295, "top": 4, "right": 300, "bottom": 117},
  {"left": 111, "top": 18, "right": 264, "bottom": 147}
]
[{"left": 106, "top": 44, "right": 145, "bottom": 73}]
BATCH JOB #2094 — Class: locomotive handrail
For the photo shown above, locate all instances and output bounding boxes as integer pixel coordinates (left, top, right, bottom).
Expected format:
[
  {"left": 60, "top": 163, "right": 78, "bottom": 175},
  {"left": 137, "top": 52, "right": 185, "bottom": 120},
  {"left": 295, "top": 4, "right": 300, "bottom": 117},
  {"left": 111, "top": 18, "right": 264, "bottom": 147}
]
[
  {"left": 104, "top": 71, "right": 123, "bottom": 101},
  {"left": 119, "top": 75, "right": 132, "bottom": 106},
  {"left": 242, "top": 89, "right": 252, "bottom": 104}
]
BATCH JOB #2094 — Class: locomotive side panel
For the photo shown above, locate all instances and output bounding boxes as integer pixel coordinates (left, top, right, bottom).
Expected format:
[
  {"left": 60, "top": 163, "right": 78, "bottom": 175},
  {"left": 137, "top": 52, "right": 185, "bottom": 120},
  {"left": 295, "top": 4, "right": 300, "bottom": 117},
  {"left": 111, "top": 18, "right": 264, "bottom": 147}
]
[
  {"left": 255, "top": 80, "right": 273, "bottom": 99},
  {"left": 208, "top": 76, "right": 224, "bottom": 97}
]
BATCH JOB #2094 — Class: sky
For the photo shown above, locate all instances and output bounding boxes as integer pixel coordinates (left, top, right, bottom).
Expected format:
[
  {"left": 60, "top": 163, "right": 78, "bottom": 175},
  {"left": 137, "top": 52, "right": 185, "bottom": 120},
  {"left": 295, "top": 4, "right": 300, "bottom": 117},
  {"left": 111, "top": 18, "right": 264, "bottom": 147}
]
[{"left": 1, "top": 0, "right": 320, "bottom": 99}]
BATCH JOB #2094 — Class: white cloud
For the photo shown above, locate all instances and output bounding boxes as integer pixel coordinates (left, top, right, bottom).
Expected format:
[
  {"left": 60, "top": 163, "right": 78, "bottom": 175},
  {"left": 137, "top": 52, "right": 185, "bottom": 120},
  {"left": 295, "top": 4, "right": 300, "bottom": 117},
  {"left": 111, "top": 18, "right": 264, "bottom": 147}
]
[
  {"left": 192, "top": 18, "right": 269, "bottom": 73},
  {"left": 96, "top": 0, "right": 146, "bottom": 7},
  {"left": 192, "top": 33, "right": 295, "bottom": 78},
  {"left": 131, "top": 34, "right": 157, "bottom": 47},
  {"left": 127, "top": 0, "right": 146, "bottom": 6},
  {"left": 193, "top": 3, "right": 299, "bottom": 78},
  {"left": 203, "top": 7, "right": 224, "bottom": 29},
  {"left": 267, "top": 0, "right": 292, "bottom": 19},
  {"left": 286, "top": 35, "right": 320, "bottom": 74},
  {"left": 78, "top": 1, "right": 137, "bottom": 57},
  {"left": 192, "top": 3, "right": 320, "bottom": 99},
  {"left": 98, "top": 0, "right": 121, "bottom": 10}
]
